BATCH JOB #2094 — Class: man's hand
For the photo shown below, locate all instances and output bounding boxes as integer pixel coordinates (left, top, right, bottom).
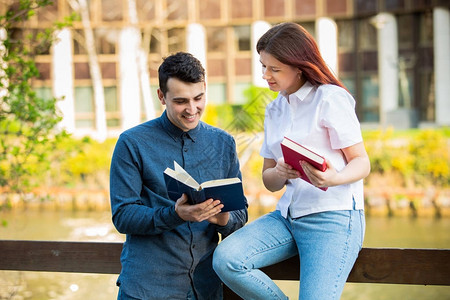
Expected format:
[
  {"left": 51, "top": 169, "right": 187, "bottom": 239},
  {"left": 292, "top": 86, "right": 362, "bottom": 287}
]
[
  {"left": 175, "top": 194, "right": 224, "bottom": 222},
  {"left": 208, "top": 212, "right": 230, "bottom": 226}
]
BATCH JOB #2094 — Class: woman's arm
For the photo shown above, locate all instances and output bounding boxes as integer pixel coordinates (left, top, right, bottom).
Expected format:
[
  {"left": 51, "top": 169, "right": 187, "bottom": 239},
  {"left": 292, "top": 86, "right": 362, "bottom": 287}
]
[
  {"left": 262, "top": 157, "right": 300, "bottom": 192},
  {"left": 302, "top": 141, "right": 370, "bottom": 189}
]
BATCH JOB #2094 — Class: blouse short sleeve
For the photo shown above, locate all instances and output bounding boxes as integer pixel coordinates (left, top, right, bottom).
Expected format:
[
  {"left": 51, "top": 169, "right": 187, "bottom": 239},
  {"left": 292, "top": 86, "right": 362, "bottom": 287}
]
[{"left": 320, "top": 87, "right": 363, "bottom": 150}]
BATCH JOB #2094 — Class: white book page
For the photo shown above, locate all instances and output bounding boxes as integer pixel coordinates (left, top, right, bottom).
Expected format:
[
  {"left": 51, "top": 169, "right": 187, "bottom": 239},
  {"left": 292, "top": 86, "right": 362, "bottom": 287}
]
[
  {"left": 282, "top": 138, "right": 323, "bottom": 164},
  {"left": 200, "top": 177, "right": 241, "bottom": 189},
  {"left": 164, "top": 161, "right": 199, "bottom": 189}
]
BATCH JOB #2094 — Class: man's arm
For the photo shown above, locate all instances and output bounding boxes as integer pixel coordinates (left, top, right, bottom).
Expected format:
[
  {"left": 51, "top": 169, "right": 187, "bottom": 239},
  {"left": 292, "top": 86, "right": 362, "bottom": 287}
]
[{"left": 110, "top": 135, "right": 185, "bottom": 235}]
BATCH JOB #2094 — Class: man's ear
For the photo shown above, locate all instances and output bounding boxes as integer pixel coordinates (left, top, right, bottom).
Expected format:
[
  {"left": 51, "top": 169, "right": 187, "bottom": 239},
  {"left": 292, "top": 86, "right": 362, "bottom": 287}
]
[{"left": 157, "top": 89, "right": 166, "bottom": 105}]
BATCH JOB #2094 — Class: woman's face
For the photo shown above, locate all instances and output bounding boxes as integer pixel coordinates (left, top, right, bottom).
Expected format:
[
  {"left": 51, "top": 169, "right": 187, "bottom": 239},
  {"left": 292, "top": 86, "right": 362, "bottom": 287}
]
[{"left": 259, "top": 51, "right": 304, "bottom": 95}]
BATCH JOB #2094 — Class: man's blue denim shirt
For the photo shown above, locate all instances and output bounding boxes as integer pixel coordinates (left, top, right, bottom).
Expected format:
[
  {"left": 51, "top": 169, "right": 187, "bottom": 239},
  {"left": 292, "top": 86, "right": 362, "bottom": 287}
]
[{"left": 110, "top": 111, "right": 248, "bottom": 299}]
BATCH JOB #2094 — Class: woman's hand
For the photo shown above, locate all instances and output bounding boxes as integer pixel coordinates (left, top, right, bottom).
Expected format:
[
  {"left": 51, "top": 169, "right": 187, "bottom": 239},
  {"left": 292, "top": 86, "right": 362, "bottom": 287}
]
[
  {"left": 275, "top": 156, "right": 301, "bottom": 180},
  {"left": 262, "top": 157, "right": 299, "bottom": 192},
  {"left": 301, "top": 142, "right": 371, "bottom": 188},
  {"left": 301, "top": 159, "right": 337, "bottom": 189}
]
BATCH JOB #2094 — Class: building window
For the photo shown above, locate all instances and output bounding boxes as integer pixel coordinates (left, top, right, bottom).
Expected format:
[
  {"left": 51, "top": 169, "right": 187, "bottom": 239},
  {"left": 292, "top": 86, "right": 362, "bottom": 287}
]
[
  {"left": 95, "top": 28, "right": 117, "bottom": 55},
  {"left": 337, "top": 20, "right": 355, "bottom": 51},
  {"left": 199, "top": 0, "right": 221, "bottom": 20},
  {"left": 417, "top": 12, "right": 434, "bottom": 122},
  {"left": 74, "top": 86, "right": 94, "bottom": 129},
  {"left": 419, "top": 72, "right": 434, "bottom": 122},
  {"left": 361, "top": 75, "right": 379, "bottom": 122},
  {"left": 398, "top": 14, "right": 414, "bottom": 48},
  {"left": 295, "top": 0, "right": 316, "bottom": 16},
  {"left": 136, "top": 0, "right": 156, "bottom": 21},
  {"left": 326, "top": 0, "right": 347, "bottom": 15},
  {"left": 34, "top": 87, "right": 53, "bottom": 101},
  {"left": 336, "top": 19, "right": 357, "bottom": 110},
  {"left": 35, "top": 63, "right": 51, "bottom": 80},
  {"left": 206, "top": 27, "right": 226, "bottom": 52},
  {"left": 234, "top": 26, "right": 251, "bottom": 52},
  {"left": 358, "top": 19, "right": 377, "bottom": 51},
  {"left": 298, "top": 22, "right": 316, "bottom": 39},
  {"left": 234, "top": 58, "right": 251, "bottom": 76},
  {"left": 207, "top": 83, "right": 226, "bottom": 104},
  {"left": 74, "top": 62, "right": 91, "bottom": 80},
  {"left": 207, "top": 58, "right": 226, "bottom": 77},
  {"left": 357, "top": 18, "right": 379, "bottom": 122},
  {"left": 230, "top": 0, "right": 253, "bottom": 19},
  {"left": 397, "top": 15, "right": 415, "bottom": 110},
  {"left": 168, "top": 28, "right": 186, "bottom": 53},
  {"left": 101, "top": 62, "right": 117, "bottom": 79},
  {"left": 167, "top": 0, "right": 188, "bottom": 21},
  {"left": 264, "top": 0, "right": 285, "bottom": 18},
  {"left": 105, "top": 86, "right": 120, "bottom": 128},
  {"left": 233, "top": 82, "right": 252, "bottom": 104},
  {"left": 149, "top": 28, "right": 162, "bottom": 54},
  {"left": 73, "top": 29, "right": 87, "bottom": 55},
  {"left": 101, "top": 0, "right": 123, "bottom": 22}
]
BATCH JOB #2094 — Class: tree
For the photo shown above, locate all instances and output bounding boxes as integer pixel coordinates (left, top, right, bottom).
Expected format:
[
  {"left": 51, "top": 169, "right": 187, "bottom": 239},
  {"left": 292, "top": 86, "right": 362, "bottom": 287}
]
[
  {"left": 0, "top": 0, "right": 72, "bottom": 192},
  {"left": 127, "top": 0, "right": 155, "bottom": 121},
  {"left": 68, "top": 0, "right": 107, "bottom": 142}
]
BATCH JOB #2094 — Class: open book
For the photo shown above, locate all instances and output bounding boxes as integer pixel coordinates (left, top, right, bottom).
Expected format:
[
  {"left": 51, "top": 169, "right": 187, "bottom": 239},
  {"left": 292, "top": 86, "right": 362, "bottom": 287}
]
[
  {"left": 163, "top": 161, "right": 246, "bottom": 212},
  {"left": 280, "top": 137, "right": 328, "bottom": 191}
]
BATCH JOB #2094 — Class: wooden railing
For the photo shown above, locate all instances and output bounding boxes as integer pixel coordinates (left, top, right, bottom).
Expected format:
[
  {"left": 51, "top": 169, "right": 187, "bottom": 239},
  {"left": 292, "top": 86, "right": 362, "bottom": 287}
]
[{"left": 1, "top": 240, "right": 449, "bottom": 299}]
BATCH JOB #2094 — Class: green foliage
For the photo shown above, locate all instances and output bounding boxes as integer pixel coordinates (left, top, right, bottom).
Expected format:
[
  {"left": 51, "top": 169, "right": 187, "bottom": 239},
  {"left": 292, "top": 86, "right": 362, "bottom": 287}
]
[
  {"left": 364, "top": 128, "right": 450, "bottom": 187},
  {"left": 0, "top": 1, "right": 73, "bottom": 192},
  {"left": 409, "top": 129, "right": 449, "bottom": 184},
  {"left": 47, "top": 137, "right": 116, "bottom": 188},
  {"left": 203, "top": 85, "right": 277, "bottom": 132}
]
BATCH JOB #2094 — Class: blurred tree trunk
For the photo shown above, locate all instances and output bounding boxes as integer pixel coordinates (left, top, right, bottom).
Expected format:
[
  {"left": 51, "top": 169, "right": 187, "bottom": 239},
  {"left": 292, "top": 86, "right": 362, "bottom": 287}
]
[
  {"left": 127, "top": 0, "right": 155, "bottom": 120},
  {"left": 68, "top": 0, "right": 107, "bottom": 141}
]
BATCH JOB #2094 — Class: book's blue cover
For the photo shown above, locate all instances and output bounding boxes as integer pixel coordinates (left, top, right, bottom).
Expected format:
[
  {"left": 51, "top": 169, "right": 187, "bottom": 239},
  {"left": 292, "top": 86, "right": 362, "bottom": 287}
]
[{"left": 163, "top": 173, "right": 246, "bottom": 212}]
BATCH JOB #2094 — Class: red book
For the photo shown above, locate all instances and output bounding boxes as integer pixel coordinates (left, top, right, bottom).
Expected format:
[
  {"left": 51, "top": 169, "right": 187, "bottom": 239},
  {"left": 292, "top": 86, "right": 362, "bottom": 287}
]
[{"left": 280, "top": 137, "right": 328, "bottom": 191}]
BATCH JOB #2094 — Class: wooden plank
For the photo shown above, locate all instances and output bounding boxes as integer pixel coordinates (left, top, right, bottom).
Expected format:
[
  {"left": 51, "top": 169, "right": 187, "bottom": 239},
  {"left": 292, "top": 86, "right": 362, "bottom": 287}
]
[
  {"left": 260, "top": 248, "right": 450, "bottom": 285},
  {"left": 348, "top": 248, "right": 450, "bottom": 285},
  {"left": 0, "top": 240, "right": 449, "bottom": 287},
  {"left": 0, "top": 240, "right": 122, "bottom": 274}
]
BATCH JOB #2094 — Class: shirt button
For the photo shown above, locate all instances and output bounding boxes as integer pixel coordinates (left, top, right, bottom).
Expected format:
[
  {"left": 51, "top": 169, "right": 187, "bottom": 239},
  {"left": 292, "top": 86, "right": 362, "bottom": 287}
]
[{"left": 184, "top": 148, "right": 188, "bottom": 152}]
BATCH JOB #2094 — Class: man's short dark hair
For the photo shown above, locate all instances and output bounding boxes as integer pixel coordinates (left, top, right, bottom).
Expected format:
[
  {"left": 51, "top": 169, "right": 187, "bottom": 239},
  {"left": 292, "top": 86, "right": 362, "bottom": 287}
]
[{"left": 158, "top": 52, "right": 205, "bottom": 95}]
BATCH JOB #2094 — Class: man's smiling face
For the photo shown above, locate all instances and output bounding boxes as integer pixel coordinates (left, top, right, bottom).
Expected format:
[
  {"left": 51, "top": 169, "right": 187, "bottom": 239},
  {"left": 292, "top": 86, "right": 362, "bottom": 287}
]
[{"left": 158, "top": 77, "right": 206, "bottom": 132}]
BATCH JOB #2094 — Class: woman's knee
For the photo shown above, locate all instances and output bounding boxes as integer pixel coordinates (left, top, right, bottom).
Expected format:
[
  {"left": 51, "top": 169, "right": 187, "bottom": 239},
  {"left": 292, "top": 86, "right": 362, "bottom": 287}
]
[{"left": 213, "top": 238, "right": 239, "bottom": 275}]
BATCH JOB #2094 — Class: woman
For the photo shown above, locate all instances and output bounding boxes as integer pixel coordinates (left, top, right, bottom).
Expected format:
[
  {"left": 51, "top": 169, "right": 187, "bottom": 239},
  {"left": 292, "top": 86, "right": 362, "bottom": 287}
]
[{"left": 213, "top": 22, "right": 370, "bottom": 300}]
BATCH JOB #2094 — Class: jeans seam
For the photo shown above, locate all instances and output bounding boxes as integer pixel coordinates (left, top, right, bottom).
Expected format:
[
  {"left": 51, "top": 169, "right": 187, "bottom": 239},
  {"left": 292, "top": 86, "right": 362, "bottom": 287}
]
[
  {"left": 246, "top": 272, "right": 287, "bottom": 300},
  {"left": 332, "top": 212, "right": 352, "bottom": 299},
  {"left": 243, "top": 237, "right": 294, "bottom": 268}
]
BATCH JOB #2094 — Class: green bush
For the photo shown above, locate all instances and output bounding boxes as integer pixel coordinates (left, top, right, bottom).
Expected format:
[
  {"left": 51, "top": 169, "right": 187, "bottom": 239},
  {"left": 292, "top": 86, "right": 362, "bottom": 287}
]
[{"left": 364, "top": 128, "right": 450, "bottom": 187}]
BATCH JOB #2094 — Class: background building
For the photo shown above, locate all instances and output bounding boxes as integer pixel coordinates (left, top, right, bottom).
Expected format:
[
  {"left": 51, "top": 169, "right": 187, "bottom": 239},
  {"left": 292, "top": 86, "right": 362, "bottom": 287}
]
[{"left": 2, "top": 0, "right": 449, "bottom": 139}]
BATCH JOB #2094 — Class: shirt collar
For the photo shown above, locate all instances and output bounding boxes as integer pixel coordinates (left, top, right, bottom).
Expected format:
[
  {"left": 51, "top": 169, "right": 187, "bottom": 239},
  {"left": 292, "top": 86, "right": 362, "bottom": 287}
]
[
  {"left": 281, "top": 81, "right": 315, "bottom": 102},
  {"left": 160, "top": 110, "right": 198, "bottom": 142}
]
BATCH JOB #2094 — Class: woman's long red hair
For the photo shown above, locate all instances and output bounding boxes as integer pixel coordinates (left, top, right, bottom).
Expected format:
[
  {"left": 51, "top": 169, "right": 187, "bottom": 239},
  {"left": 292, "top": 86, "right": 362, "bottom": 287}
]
[{"left": 257, "top": 22, "right": 346, "bottom": 91}]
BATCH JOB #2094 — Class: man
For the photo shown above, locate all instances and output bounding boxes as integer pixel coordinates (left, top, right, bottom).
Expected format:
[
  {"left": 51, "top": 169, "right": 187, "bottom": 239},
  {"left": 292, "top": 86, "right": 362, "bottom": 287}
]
[{"left": 110, "top": 52, "right": 248, "bottom": 299}]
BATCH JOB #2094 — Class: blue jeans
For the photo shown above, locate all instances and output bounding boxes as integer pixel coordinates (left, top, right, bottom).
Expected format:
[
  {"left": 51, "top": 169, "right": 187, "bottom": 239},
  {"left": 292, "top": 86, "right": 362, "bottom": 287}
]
[{"left": 213, "top": 209, "right": 365, "bottom": 300}]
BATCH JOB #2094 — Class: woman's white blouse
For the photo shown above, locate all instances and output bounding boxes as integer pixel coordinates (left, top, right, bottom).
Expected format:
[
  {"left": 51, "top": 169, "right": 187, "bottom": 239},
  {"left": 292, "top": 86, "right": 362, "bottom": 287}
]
[{"left": 260, "top": 81, "right": 365, "bottom": 218}]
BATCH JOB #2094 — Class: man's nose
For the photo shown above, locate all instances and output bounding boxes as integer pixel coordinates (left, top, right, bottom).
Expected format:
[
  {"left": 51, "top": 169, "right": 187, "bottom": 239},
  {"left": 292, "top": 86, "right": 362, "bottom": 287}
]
[{"left": 186, "top": 101, "right": 196, "bottom": 113}]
